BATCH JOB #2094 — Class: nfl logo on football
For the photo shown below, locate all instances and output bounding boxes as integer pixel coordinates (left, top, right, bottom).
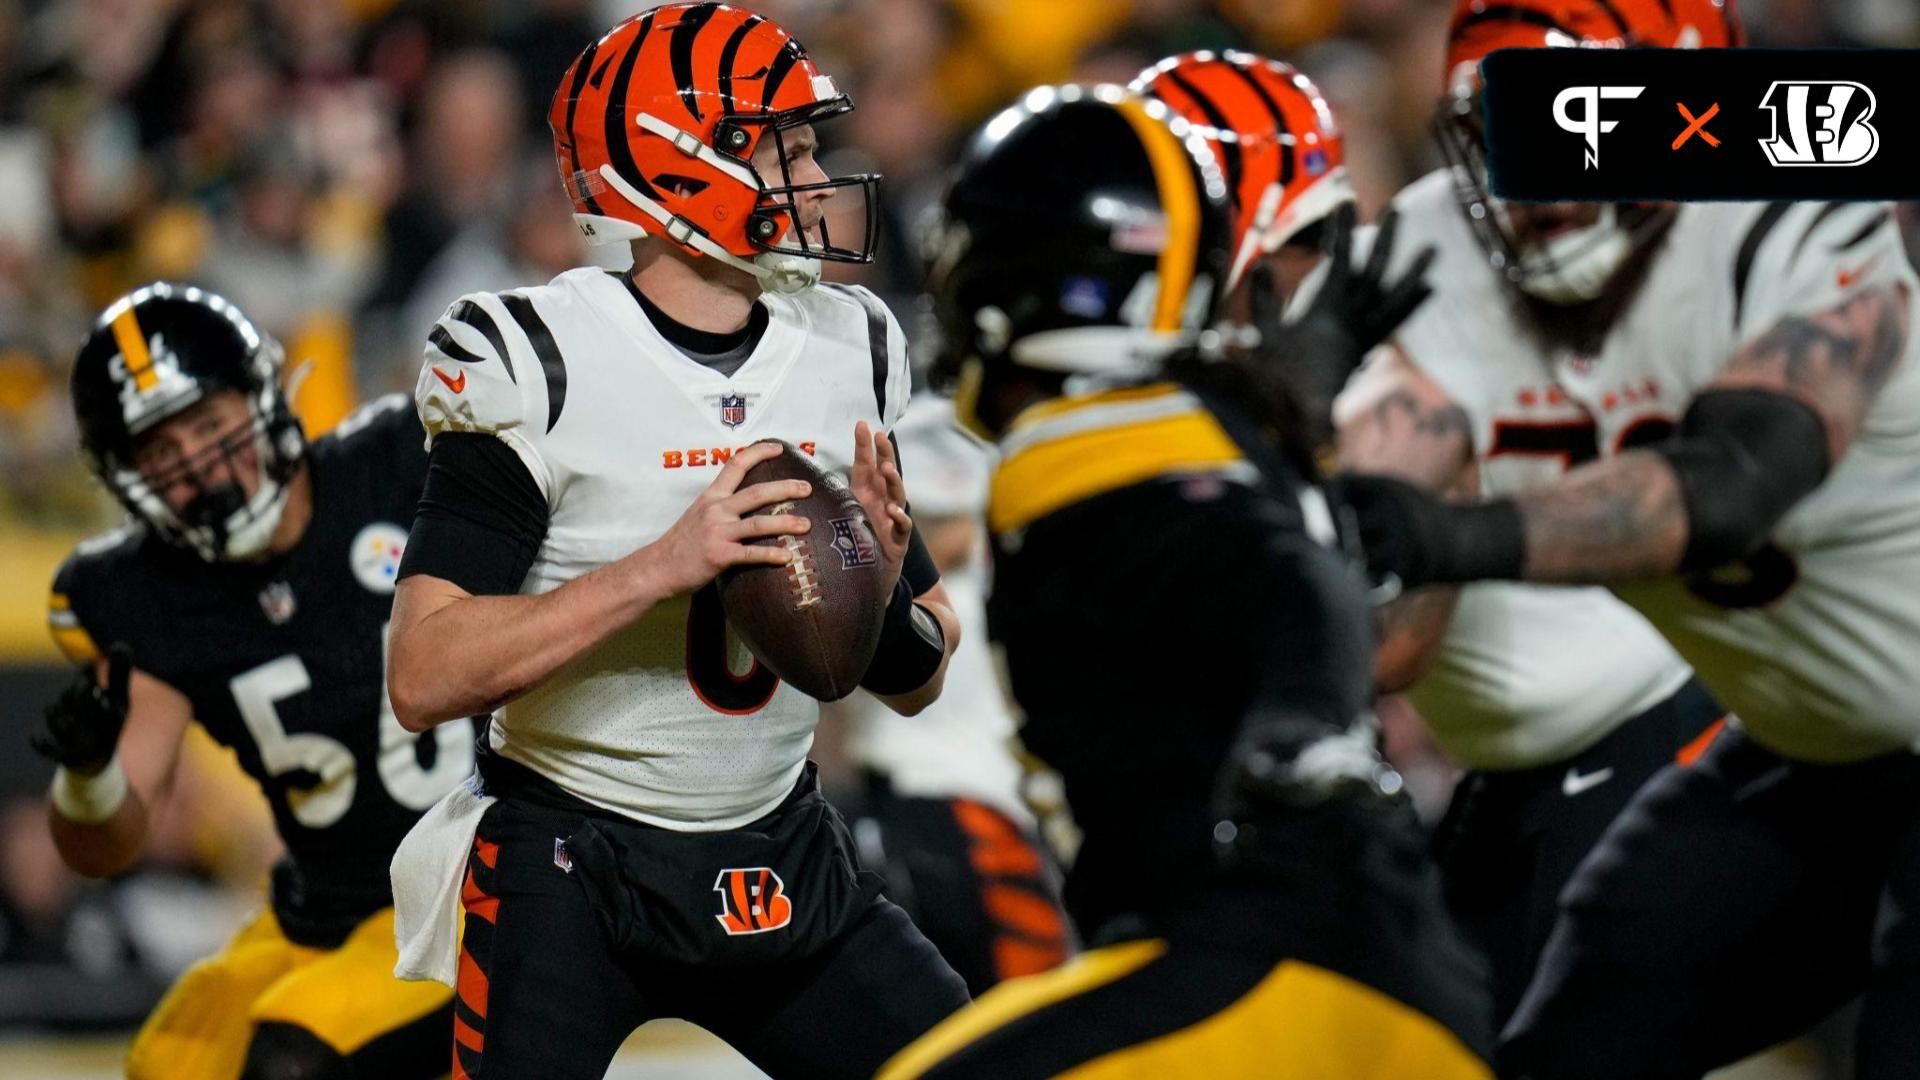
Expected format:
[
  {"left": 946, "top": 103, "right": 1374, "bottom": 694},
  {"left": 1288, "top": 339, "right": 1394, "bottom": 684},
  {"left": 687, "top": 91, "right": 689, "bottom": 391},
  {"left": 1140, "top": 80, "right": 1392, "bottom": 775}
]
[
  {"left": 829, "top": 517, "right": 876, "bottom": 568},
  {"left": 719, "top": 393, "right": 748, "bottom": 428}
]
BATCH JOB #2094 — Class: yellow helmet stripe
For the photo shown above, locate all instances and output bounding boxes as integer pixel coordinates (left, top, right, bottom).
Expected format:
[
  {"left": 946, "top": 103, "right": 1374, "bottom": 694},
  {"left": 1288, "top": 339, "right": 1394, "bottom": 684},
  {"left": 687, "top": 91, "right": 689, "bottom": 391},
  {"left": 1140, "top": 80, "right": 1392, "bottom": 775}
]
[
  {"left": 1114, "top": 97, "right": 1201, "bottom": 332},
  {"left": 110, "top": 306, "right": 158, "bottom": 392}
]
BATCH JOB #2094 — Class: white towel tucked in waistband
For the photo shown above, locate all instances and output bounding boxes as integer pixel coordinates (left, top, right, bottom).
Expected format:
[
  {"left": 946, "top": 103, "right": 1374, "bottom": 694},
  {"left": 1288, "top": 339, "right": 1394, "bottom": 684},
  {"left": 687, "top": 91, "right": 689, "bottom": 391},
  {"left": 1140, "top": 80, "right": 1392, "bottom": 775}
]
[{"left": 391, "top": 772, "right": 495, "bottom": 986}]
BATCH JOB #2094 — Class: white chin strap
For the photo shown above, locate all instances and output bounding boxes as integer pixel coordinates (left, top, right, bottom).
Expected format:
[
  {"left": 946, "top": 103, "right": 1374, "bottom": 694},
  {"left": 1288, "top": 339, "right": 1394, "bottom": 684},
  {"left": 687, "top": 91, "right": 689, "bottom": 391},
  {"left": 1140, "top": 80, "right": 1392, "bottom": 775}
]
[
  {"left": 586, "top": 158, "right": 822, "bottom": 295},
  {"left": 1512, "top": 204, "right": 1634, "bottom": 305}
]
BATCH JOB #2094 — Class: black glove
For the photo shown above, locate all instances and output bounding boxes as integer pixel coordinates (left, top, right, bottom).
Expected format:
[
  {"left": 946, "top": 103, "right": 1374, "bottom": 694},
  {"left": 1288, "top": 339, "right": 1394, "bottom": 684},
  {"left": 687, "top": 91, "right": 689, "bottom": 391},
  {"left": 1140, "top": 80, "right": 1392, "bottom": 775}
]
[
  {"left": 31, "top": 643, "right": 132, "bottom": 775},
  {"left": 1329, "top": 473, "right": 1528, "bottom": 591},
  {"left": 1250, "top": 204, "right": 1438, "bottom": 443}
]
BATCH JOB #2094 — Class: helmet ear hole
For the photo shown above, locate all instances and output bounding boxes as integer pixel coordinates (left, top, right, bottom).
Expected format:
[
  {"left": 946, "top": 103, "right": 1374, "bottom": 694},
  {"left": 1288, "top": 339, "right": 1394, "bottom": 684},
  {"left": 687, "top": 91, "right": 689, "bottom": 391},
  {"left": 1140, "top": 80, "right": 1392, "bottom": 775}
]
[{"left": 655, "top": 174, "right": 710, "bottom": 197}]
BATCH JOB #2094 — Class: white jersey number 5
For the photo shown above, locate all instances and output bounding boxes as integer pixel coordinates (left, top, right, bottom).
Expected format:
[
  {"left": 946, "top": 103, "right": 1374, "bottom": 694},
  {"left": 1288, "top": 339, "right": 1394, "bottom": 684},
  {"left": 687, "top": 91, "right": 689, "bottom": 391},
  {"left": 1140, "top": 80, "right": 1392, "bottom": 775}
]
[{"left": 228, "top": 623, "right": 475, "bottom": 828}]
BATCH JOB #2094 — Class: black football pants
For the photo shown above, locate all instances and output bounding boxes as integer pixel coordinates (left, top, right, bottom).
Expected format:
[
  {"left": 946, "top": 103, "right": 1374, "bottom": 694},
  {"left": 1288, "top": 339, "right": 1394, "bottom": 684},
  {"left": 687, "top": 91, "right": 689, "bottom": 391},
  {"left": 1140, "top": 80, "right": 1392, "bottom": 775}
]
[
  {"left": 451, "top": 796, "right": 970, "bottom": 1080},
  {"left": 1501, "top": 726, "right": 1920, "bottom": 1080},
  {"left": 1434, "top": 678, "right": 1725, "bottom": 1027}
]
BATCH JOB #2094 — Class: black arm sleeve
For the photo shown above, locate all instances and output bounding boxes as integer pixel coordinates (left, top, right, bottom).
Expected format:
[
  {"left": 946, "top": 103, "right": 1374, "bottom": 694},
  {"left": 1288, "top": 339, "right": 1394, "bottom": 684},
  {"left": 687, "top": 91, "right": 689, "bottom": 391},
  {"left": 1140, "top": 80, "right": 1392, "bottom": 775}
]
[
  {"left": 397, "top": 434, "right": 550, "bottom": 596},
  {"left": 1652, "top": 387, "right": 1831, "bottom": 572},
  {"left": 901, "top": 526, "right": 939, "bottom": 596}
]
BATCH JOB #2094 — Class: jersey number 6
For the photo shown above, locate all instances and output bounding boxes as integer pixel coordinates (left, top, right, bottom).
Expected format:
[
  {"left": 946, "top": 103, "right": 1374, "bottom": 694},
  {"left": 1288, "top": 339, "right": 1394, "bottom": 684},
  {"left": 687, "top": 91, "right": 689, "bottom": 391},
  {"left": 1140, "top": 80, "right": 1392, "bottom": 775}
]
[{"left": 686, "top": 586, "right": 779, "bottom": 715}]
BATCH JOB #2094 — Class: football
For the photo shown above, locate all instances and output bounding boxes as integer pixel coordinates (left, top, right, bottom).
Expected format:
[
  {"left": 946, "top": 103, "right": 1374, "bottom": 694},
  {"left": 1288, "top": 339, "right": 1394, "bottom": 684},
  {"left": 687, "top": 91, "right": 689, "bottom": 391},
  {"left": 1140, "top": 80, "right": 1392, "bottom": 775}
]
[{"left": 716, "top": 440, "right": 892, "bottom": 701}]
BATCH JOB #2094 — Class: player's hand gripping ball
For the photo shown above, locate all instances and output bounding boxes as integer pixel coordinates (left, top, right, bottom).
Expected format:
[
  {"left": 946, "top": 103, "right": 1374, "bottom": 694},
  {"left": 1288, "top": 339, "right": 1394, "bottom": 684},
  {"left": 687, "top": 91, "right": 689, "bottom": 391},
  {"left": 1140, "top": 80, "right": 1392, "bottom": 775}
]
[{"left": 718, "top": 441, "right": 892, "bottom": 701}]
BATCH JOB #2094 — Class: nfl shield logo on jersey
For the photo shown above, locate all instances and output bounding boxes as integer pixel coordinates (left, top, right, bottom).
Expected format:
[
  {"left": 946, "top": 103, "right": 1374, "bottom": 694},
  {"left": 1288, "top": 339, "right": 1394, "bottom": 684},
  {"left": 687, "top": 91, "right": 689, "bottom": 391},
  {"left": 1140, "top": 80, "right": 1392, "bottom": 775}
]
[
  {"left": 258, "top": 582, "right": 297, "bottom": 625},
  {"left": 719, "top": 393, "right": 748, "bottom": 429},
  {"left": 829, "top": 517, "right": 876, "bottom": 569}
]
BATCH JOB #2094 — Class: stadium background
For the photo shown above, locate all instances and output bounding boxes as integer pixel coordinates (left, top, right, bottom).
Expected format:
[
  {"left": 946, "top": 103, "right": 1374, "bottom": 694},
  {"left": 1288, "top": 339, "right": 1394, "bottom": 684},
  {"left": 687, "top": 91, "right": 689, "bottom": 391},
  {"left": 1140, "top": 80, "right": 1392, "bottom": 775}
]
[{"left": 0, "top": 0, "right": 1914, "bottom": 1075}]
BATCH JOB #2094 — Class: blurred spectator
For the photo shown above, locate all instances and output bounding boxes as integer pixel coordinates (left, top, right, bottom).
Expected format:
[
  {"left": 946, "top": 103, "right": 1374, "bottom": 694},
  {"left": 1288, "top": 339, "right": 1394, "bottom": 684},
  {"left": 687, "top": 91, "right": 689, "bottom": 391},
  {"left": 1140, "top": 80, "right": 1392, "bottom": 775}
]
[
  {"left": 383, "top": 152, "right": 595, "bottom": 388},
  {"left": 364, "top": 49, "right": 523, "bottom": 324},
  {"left": 495, "top": 0, "right": 602, "bottom": 140}
]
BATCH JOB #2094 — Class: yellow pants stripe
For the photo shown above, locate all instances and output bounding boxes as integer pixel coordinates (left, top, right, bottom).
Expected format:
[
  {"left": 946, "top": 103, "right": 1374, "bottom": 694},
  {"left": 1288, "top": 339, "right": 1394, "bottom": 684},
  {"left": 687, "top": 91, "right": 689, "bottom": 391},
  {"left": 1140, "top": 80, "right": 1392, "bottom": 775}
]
[
  {"left": 128, "top": 906, "right": 452, "bottom": 1080},
  {"left": 879, "top": 941, "right": 1492, "bottom": 1080},
  {"left": 1059, "top": 961, "right": 1492, "bottom": 1080},
  {"left": 877, "top": 940, "right": 1167, "bottom": 1080}
]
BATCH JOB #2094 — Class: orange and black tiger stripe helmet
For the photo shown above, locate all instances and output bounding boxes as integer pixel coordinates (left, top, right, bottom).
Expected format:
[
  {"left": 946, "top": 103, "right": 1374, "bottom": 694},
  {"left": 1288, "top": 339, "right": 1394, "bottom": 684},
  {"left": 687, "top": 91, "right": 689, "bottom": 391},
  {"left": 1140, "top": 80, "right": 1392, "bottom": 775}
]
[
  {"left": 1445, "top": 0, "right": 1742, "bottom": 96},
  {"left": 1436, "top": 0, "right": 1743, "bottom": 300},
  {"left": 549, "top": 2, "right": 879, "bottom": 293},
  {"left": 1132, "top": 52, "right": 1353, "bottom": 292}
]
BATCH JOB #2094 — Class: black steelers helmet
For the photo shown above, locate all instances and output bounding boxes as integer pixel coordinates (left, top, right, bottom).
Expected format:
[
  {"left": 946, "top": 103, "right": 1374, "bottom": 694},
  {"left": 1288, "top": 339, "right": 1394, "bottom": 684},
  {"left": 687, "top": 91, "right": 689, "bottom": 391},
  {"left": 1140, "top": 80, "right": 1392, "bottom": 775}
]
[
  {"left": 924, "top": 83, "right": 1233, "bottom": 437},
  {"left": 72, "top": 283, "right": 305, "bottom": 561}
]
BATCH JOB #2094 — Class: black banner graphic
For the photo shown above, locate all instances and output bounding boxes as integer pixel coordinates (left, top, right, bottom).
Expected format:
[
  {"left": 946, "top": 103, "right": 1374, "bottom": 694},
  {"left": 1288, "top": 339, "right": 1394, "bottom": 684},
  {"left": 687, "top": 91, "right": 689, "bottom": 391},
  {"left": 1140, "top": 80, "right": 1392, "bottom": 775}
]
[{"left": 1482, "top": 48, "right": 1920, "bottom": 201}]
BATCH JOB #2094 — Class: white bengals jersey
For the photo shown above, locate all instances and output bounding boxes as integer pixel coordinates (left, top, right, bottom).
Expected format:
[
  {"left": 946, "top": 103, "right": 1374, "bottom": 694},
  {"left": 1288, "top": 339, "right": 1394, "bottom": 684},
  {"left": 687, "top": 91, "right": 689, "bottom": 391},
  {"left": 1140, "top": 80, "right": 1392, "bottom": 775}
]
[
  {"left": 1349, "top": 170, "right": 1693, "bottom": 770},
  {"left": 415, "top": 267, "right": 911, "bottom": 828},
  {"left": 844, "top": 396, "right": 1029, "bottom": 823},
  {"left": 1383, "top": 168, "right": 1920, "bottom": 764}
]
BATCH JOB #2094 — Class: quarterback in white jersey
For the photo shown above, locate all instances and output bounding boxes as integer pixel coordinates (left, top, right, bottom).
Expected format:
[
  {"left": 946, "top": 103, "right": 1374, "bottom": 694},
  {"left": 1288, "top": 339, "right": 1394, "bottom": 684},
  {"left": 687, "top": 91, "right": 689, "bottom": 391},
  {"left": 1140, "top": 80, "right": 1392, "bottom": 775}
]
[
  {"left": 1336, "top": 0, "right": 1920, "bottom": 1075},
  {"left": 405, "top": 265, "right": 918, "bottom": 829},
  {"left": 384, "top": 7, "right": 967, "bottom": 1080}
]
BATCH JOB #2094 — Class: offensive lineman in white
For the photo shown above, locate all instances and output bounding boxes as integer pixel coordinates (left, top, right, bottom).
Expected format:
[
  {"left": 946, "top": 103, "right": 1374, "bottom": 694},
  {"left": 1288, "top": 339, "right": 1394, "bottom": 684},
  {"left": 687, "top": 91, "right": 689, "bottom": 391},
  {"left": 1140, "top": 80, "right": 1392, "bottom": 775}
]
[
  {"left": 1336, "top": 0, "right": 1920, "bottom": 1076},
  {"left": 1330, "top": 0, "right": 1729, "bottom": 1031},
  {"left": 384, "top": 6, "right": 968, "bottom": 1079}
]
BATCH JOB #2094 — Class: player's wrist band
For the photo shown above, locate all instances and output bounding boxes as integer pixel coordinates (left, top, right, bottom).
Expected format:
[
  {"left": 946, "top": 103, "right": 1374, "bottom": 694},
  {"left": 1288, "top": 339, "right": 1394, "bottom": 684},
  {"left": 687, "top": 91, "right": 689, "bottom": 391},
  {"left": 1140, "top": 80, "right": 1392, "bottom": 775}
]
[
  {"left": 1434, "top": 499, "right": 1527, "bottom": 583},
  {"left": 51, "top": 759, "right": 128, "bottom": 823},
  {"left": 860, "top": 578, "right": 947, "bottom": 696},
  {"left": 1652, "top": 388, "right": 1831, "bottom": 573}
]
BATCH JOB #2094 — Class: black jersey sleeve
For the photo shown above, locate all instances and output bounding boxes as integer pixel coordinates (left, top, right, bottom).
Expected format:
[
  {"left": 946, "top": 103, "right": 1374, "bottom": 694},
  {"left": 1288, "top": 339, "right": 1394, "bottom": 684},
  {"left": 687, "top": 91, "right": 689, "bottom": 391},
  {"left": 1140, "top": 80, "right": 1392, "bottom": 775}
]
[
  {"left": 397, "top": 433, "right": 549, "bottom": 596},
  {"left": 46, "top": 525, "right": 163, "bottom": 666},
  {"left": 1236, "top": 528, "right": 1375, "bottom": 733},
  {"left": 48, "top": 554, "right": 105, "bottom": 664},
  {"left": 375, "top": 394, "right": 433, "bottom": 497}
]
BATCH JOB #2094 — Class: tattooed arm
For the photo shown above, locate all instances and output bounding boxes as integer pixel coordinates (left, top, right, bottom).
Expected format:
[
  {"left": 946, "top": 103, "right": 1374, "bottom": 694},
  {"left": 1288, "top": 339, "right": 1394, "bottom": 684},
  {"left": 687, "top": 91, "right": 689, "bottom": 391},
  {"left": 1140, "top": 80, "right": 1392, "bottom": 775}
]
[
  {"left": 1336, "top": 346, "right": 1475, "bottom": 691},
  {"left": 1513, "top": 283, "right": 1910, "bottom": 583}
]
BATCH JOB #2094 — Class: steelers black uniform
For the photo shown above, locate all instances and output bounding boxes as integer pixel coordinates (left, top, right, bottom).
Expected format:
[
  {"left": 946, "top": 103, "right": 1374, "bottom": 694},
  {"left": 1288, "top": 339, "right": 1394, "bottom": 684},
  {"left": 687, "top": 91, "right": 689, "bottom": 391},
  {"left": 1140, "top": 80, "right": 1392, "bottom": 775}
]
[
  {"left": 49, "top": 395, "right": 473, "bottom": 1079},
  {"left": 877, "top": 383, "right": 1493, "bottom": 1080}
]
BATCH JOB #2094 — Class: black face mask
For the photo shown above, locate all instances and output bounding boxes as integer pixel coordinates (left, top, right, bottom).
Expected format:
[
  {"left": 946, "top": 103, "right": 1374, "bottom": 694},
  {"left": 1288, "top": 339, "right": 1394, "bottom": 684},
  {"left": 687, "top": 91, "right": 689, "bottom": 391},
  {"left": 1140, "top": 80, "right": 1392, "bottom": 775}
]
[{"left": 182, "top": 483, "right": 247, "bottom": 550}]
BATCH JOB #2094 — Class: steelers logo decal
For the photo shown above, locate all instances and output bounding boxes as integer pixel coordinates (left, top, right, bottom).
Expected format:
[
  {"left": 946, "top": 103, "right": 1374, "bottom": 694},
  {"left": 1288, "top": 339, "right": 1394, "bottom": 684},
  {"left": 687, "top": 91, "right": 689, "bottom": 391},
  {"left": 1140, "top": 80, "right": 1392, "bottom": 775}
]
[{"left": 350, "top": 522, "right": 409, "bottom": 594}]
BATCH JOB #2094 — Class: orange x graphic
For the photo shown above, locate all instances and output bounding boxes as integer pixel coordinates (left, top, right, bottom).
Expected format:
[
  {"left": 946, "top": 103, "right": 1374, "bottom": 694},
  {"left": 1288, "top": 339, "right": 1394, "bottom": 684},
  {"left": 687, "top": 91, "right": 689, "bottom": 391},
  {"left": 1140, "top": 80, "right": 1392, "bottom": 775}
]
[{"left": 1673, "top": 102, "right": 1721, "bottom": 149}]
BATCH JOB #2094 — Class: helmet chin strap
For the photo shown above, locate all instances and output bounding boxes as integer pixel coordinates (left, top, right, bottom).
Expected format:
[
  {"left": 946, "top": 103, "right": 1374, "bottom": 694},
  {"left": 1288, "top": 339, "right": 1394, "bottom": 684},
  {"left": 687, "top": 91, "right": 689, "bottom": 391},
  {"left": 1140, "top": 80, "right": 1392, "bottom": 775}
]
[
  {"left": 215, "top": 479, "right": 292, "bottom": 560},
  {"left": 591, "top": 164, "right": 822, "bottom": 294},
  {"left": 1513, "top": 204, "right": 1633, "bottom": 305}
]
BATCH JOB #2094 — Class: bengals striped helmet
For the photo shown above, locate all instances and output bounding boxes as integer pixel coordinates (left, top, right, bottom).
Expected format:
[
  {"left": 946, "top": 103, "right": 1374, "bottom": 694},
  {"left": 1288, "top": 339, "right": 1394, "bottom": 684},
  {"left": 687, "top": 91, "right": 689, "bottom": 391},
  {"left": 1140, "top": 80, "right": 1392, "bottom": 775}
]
[
  {"left": 1436, "top": 0, "right": 1742, "bottom": 303},
  {"left": 550, "top": 3, "right": 879, "bottom": 293},
  {"left": 1131, "top": 52, "right": 1353, "bottom": 292}
]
